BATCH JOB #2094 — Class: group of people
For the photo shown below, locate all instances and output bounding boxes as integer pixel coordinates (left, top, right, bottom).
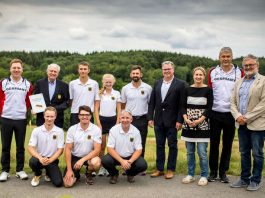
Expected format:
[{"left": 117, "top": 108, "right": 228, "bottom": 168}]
[{"left": 0, "top": 47, "right": 264, "bottom": 191}]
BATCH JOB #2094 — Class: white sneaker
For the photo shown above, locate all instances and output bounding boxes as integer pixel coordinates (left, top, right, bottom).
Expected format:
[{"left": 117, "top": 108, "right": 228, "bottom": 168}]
[
  {"left": 16, "top": 171, "right": 28, "bottom": 180},
  {"left": 98, "top": 167, "right": 105, "bottom": 176},
  {"left": 44, "top": 175, "right": 51, "bottom": 182},
  {"left": 31, "top": 175, "right": 41, "bottom": 187},
  {"left": 182, "top": 175, "right": 195, "bottom": 184},
  {"left": 0, "top": 171, "right": 10, "bottom": 182},
  {"left": 105, "top": 169, "right": 109, "bottom": 177},
  {"left": 198, "top": 177, "right": 208, "bottom": 186},
  {"left": 92, "top": 171, "right": 96, "bottom": 177}
]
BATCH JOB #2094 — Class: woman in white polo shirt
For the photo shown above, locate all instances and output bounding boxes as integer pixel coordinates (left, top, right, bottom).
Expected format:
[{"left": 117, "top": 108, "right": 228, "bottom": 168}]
[{"left": 95, "top": 74, "right": 121, "bottom": 176}]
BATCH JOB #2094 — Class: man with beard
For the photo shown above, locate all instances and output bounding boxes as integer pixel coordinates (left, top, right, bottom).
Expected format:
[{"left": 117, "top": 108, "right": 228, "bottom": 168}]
[
  {"left": 121, "top": 65, "right": 152, "bottom": 173},
  {"left": 230, "top": 54, "right": 265, "bottom": 191}
]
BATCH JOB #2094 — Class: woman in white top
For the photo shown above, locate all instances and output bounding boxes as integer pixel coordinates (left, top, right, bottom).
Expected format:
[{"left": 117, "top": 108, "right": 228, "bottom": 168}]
[{"left": 94, "top": 74, "right": 121, "bottom": 176}]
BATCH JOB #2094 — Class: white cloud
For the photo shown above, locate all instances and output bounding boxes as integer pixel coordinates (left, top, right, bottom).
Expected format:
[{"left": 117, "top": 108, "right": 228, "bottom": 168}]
[{"left": 69, "top": 27, "right": 88, "bottom": 40}]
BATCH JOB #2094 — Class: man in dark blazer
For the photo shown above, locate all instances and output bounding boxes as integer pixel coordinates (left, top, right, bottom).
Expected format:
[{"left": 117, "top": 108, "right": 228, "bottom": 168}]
[
  {"left": 148, "top": 61, "right": 185, "bottom": 179},
  {"left": 34, "top": 63, "right": 69, "bottom": 128}
]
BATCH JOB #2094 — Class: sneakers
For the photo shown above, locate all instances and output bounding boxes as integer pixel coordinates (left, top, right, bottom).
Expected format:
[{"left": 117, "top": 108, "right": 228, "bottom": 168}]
[
  {"left": 31, "top": 175, "right": 41, "bottom": 187},
  {"left": 127, "top": 175, "right": 135, "bottom": 183},
  {"left": 230, "top": 179, "right": 249, "bottom": 188},
  {"left": 220, "top": 174, "right": 229, "bottom": 183},
  {"left": 0, "top": 171, "right": 10, "bottom": 182},
  {"left": 44, "top": 175, "right": 51, "bottom": 182},
  {"left": 208, "top": 173, "right": 217, "bottom": 182},
  {"left": 246, "top": 181, "right": 262, "bottom": 191},
  {"left": 198, "top": 177, "right": 208, "bottom": 186},
  {"left": 15, "top": 171, "right": 28, "bottom": 180},
  {"left": 85, "top": 172, "right": 94, "bottom": 185},
  {"left": 109, "top": 175, "right": 118, "bottom": 184},
  {"left": 91, "top": 171, "right": 96, "bottom": 177},
  {"left": 98, "top": 167, "right": 106, "bottom": 176},
  {"left": 182, "top": 175, "right": 195, "bottom": 184}
]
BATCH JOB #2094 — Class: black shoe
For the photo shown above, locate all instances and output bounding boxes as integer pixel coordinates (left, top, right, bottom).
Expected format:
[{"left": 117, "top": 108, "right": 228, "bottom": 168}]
[
  {"left": 109, "top": 175, "right": 118, "bottom": 184},
  {"left": 220, "top": 174, "right": 229, "bottom": 183},
  {"left": 208, "top": 173, "right": 217, "bottom": 182},
  {"left": 127, "top": 175, "right": 135, "bottom": 183},
  {"left": 85, "top": 172, "right": 94, "bottom": 185}
]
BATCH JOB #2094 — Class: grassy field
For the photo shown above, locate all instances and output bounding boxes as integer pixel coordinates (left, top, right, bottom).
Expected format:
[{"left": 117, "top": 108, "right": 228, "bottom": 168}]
[{"left": 0, "top": 125, "right": 263, "bottom": 176}]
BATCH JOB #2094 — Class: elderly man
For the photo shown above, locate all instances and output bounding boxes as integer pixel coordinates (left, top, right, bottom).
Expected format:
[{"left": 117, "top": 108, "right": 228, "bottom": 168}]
[
  {"left": 63, "top": 105, "right": 101, "bottom": 187},
  {"left": 0, "top": 58, "right": 33, "bottom": 181},
  {"left": 148, "top": 61, "right": 185, "bottom": 179},
  {"left": 34, "top": 63, "right": 69, "bottom": 128},
  {"left": 230, "top": 54, "right": 265, "bottom": 191},
  {"left": 28, "top": 107, "right": 64, "bottom": 187},
  {"left": 102, "top": 110, "right": 147, "bottom": 184}
]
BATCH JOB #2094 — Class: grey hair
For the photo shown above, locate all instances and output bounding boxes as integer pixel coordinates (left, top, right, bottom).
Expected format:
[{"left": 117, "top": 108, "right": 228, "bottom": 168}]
[
  {"left": 219, "top": 47, "right": 233, "bottom": 57},
  {"left": 243, "top": 54, "right": 259, "bottom": 65},
  {"left": 161, "top": 60, "right": 175, "bottom": 69},
  {"left": 47, "top": 63, "right": 60, "bottom": 73},
  {"left": 121, "top": 109, "right": 132, "bottom": 117}
]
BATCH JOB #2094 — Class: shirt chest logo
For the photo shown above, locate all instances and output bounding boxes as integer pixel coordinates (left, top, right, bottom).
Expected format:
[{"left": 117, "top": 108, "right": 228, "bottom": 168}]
[{"left": 130, "top": 137, "right": 134, "bottom": 142}]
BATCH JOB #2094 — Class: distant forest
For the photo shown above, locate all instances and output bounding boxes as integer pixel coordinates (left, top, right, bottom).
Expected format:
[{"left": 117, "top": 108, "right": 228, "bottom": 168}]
[{"left": 1, "top": 50, "right": 265, "bottom": 90}]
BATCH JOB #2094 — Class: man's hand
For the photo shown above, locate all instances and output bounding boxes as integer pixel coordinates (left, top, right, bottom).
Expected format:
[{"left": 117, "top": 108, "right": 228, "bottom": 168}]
[
  {"left": 64, "top": 169, "right": 74, "bottom": 182},
  {"left": 236, "top": 116, "right": 246, "bottom": 125},
  {"left": 120, "top": 159, "right": 131, "bottom": 170},
  {"left": 176, "top": 122, "right": 182, "bottom": 131},
  {"left": 148, "top": 120, "right": 154, "bottom": 128},
  {"left": 73, "top": 159, "right": 84, "bottom": 170}
]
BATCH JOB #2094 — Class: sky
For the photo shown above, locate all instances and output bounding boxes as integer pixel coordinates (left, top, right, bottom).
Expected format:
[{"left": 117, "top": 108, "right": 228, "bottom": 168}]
[{"left": 0, "top": 0, "right": 264, "bottom": 59}]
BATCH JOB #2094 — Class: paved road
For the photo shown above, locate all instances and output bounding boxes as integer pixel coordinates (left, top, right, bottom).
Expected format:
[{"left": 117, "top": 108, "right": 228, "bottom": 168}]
[{"left": 0, "top": 174, "right": 264, "bottom": 198}]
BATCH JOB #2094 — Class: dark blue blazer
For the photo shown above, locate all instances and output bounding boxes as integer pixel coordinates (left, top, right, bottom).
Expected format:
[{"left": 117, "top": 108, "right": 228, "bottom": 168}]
[
  {"left": 147, "top": 77, "right": 185, "bottom": 128},
  {"left": 34, "top": 78, "right": 69, "bottom": 128}
]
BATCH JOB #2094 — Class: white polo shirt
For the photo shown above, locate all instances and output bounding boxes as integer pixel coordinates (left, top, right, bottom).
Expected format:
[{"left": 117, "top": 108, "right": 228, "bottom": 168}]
[
  {"left": 96, "top": 89, "right": 121, "bottom": 117},
  {"left": 107, "top": 124, "right": 142, "bottom": 158},
  {"left": 66, "top": 123, "right": 102, "bottom": 158},
  {"left": 28, "top": 125, "right": 64, "bottom": 158},
  {"left": 121, "top": 81, "right": 152, "bottom": 116},
  {"left": 69, "top": 78, "right": 99, "bottom": 113}
]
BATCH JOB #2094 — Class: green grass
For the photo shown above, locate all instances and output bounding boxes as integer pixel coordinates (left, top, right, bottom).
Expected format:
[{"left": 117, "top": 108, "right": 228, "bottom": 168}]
[{"left": 0, "top": 125, "right": 263, "bottom": 176}]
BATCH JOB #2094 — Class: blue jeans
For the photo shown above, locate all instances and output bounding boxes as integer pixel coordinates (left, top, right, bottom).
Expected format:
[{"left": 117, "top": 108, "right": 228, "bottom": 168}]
[
  {"left": 154, "top": 125, "right": 177, "bottom": 171},
  {"left": 238, "top": 125, "right": 265, "bottom": 184},
  {"left": 185, "top": 142, "right": 208, "bottom": 177}
]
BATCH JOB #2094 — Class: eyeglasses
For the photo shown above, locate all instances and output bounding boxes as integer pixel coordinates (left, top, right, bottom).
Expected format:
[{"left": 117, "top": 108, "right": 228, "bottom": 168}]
[
  {"left": 244, "top": 63, "right": 256, "bottom": 68},
  {"left": 79, "top": 114, "right": 91, "bottom": 117}
]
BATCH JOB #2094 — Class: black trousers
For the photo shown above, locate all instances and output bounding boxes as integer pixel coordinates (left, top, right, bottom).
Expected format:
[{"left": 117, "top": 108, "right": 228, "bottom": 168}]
[
  {"left": 63, "top": 155, "right": 89, "bottom": 180},
  {"left": 1, "top": 117, "right": 27, "bottom": 172},
  {"left": 102, "top": 153, "right": 147, "bottom": 176},
  {"left": 132, "top": 115, "right": 148, "bottom": 158},
  {"left": 70, "top": 113, "right": 94, "bottom": 127},
  {"left": 29, "top": 157, "right": 63, "bottom": 187},
  {"left": 209, "top": 111, "right": 235, "bottom": 176}
]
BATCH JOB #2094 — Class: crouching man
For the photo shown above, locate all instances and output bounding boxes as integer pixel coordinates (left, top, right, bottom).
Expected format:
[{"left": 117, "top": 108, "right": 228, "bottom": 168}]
[
  {"left": 63, "top": 105, "right": 101, "bottom": 187},
  {"left": 28, "top": 107, "right": 64, "bottom": 187},
  {"left": 102, "top": 110, "right": 147, "bottom": 184}
]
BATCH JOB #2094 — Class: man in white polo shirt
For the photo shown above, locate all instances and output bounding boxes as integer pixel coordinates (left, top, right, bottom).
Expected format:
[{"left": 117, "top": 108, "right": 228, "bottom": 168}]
[
  {"left": 63, "top": 105, "right": 101, "bottom": 187},
  {"left": 69, "top": 61, "right": 99, "bottom": 126},
  {"left": 28, "top": 107, "right": 64, "bottom": 187},
  {"left": 121, "top": 65, "right": 152, "bottom": 166},
  {"left": 102, "top": 110, "right": 147, "bottom": 184}
]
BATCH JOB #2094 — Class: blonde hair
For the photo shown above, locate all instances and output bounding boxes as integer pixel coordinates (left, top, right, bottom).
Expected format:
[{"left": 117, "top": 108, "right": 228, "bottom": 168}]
[
  {"left": 193, "top": 66, "right": 206, "bottom": 76},
  {"left": 99, "top": 74, "right": 116, "bottom": 96}
]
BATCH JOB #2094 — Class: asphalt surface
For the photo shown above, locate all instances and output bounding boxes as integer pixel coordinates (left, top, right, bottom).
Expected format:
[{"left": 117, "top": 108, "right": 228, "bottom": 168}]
[{"left": 0, "top": 174, "right": 264, "bottom": 198}]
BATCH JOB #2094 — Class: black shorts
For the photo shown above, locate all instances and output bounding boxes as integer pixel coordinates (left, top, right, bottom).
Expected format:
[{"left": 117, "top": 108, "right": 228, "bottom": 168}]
[{"left": 100, "top": 116, "right": 117, "bottom": 134}]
